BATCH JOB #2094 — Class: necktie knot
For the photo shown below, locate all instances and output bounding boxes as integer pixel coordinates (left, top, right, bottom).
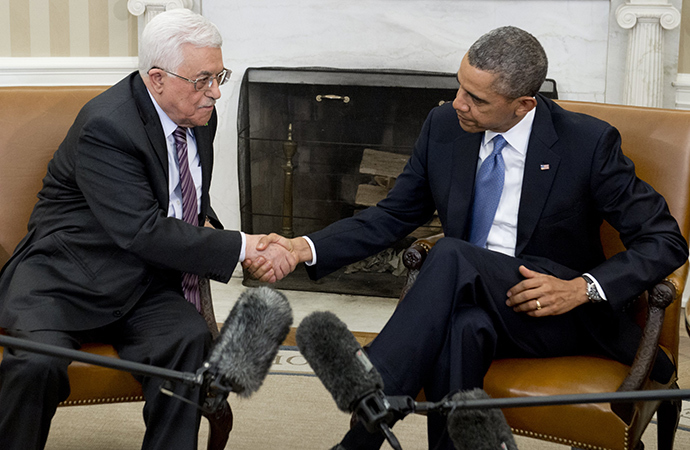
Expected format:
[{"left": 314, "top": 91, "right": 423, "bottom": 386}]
[
  {"left": 173, "top": 127, "right": 187, "bottom": 144},
  {"left": 490, "top": 134, "right": 507, "bottom": 156}
]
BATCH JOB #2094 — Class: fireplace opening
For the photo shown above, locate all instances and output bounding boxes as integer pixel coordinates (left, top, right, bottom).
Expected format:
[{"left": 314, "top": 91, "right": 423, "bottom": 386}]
[{"left": 238, "top": 67, "right": 557, "bottom": 297}]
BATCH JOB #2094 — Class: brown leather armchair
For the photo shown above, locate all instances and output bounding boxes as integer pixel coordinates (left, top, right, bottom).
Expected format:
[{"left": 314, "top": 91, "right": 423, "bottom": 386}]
[
  {"left": 0, "top": 86, "right": 232, "bottom": 449},
  {"left": 401, "top": 100, "right": 690, "bottom": 450}
]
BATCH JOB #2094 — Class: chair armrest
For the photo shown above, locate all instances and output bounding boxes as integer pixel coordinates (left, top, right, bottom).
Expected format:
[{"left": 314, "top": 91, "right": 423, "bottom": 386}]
[
  {"left": 400, "top": 233, "right": 444, "bottom": 300},
  {"left": 199, "top": 277, "right": 220, "bottom": 339},
  {"left": 612, "top": 263, "right": 686, "bottom": 423}
]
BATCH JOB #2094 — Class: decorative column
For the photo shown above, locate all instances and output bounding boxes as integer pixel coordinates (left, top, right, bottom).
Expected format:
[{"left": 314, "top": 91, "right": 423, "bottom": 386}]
[
  {"left": 616, "top": 1, "right": 681, "bottom": 107},
  {"left": 128, "top": 1, "right": 194, "bottom": 35}
]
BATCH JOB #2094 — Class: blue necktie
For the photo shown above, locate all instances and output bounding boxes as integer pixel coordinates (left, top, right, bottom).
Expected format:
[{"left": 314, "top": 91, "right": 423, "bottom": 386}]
[
  {"left": 469, "top": 135, "right": 507, "bottom": 248},
  {"left": 173, "top": 127, "right": 201, "bottom": 312}
]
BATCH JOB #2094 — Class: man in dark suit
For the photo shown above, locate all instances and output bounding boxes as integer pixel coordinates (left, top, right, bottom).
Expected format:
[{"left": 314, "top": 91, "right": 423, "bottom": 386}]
[
  {"left": 0, "top": 9, "right": 294, "bottom": 450},
  {"left": 245, "top": 26, "right": 689, "bottom": 449}
]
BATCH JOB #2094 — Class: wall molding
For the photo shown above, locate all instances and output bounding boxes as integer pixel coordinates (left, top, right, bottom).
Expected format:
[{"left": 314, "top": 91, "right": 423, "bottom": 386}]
[{"left": 0, "top": 57, "right": 139, "bottom": 87}]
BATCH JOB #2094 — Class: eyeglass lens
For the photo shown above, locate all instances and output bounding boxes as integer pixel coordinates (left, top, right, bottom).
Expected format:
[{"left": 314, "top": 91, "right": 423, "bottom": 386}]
[{"left": 197, "top": 70, "right": 229, "bottom": 91}]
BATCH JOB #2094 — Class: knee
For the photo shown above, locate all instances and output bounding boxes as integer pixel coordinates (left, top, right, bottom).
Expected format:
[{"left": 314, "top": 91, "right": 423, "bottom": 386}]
[{"left": 425, "top": 237, "right": 473, "bottom": 267}]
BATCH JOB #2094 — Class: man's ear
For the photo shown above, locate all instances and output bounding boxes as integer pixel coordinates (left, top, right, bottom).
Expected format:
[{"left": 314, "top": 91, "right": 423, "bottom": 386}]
[
  {"left": 147, "top": 69, "right": 166, "bottom": 94},
  {"left": 514, "top": 96, "right": 537, "bottom": 117}
]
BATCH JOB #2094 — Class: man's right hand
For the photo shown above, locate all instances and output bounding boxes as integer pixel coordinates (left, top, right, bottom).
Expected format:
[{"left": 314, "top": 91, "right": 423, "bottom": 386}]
[{"left": 243, "top": 234, "right": 313, "bottom": 283}]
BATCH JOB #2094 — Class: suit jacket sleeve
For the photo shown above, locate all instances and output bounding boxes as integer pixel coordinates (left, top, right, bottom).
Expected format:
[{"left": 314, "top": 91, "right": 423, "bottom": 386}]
[
  {"left": 75, "top": 109, "right": 241, "bottom": 283},
  {"left": 306, "top": 108, "right": 442, "bottom": 279},
  {"left": 582, "top": 124, "right": 687, "bottom": 310}
]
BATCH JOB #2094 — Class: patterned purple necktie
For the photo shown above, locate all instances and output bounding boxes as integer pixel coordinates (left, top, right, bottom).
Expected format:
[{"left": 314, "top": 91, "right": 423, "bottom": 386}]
[
  {"left": 469, "top": 135, "right": 508, "bottom": 248},
  {"left": 172, "top": 127, "right": 201, "bottom": 312}
]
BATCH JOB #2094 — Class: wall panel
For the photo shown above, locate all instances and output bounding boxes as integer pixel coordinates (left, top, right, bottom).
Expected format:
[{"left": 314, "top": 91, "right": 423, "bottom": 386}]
[{"left": 1, "top": 0, "right": 137, "bottom": 57}]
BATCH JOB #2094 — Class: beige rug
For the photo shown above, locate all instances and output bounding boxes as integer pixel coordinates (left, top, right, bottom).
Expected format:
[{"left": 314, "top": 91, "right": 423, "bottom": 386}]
[{"left": 44, "top": 349, "right": 690, "bottom": 450}]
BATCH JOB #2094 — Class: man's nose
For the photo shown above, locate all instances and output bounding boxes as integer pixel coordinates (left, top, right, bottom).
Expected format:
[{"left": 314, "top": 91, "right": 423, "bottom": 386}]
[
  {"left": 453, "top": 95, "right": 469, "bottom": 112},
  {"left": 208, "top": 80, "right": 222, "bottom": 100}
]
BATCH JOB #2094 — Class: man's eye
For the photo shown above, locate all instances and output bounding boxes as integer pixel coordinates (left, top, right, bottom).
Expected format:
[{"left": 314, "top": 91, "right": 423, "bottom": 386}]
[{"left": 198, "top": 76, "right": 211, "bottom": 86}]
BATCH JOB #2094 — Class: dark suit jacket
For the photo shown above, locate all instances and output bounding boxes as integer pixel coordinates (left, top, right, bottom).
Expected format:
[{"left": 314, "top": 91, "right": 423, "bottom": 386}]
[
  {"left": 0, "top": 72, "right": 241, "bottom": 332},
  {"left": 306, "top": 95, "right": 688, "bottom": 376}
]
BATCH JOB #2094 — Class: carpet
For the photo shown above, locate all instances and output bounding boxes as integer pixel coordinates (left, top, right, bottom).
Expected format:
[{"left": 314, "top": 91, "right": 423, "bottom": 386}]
[{"left": 43, "top": 331, "right": 690, "bottom": 449}]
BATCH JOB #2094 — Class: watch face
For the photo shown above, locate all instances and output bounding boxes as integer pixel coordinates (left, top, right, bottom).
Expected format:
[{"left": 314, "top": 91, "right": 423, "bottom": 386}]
[{"left": 587, "top": 282, "right": 603, "bottom": 302}]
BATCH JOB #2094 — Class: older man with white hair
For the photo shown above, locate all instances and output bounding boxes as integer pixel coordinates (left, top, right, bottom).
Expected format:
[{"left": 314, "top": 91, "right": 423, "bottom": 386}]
[{"left": 0, "top": 9, "right": 293, "bottom": 450}]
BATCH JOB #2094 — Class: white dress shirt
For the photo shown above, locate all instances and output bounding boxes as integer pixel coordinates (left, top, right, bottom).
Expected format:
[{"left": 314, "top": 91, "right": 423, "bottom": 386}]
[{"left": 480, "top": 107, "right": 535, "bottom": 257}]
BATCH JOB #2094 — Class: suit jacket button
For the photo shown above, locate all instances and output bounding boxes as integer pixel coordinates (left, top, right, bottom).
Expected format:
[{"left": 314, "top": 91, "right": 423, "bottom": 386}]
[{"left": 113, "top": 310, "right": 122, "bottom": 318}]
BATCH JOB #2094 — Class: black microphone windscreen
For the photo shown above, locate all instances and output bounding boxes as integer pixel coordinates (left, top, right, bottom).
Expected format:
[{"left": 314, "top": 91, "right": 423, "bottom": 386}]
[
  {"left": 296, "top": 311, "right": 383, "bottom": 412},
  {"left": 207, "top": 286, "right": 293, "bottom": 397},
  {"left": 447, "top": 389, "right": 517, "bottom": 450}
]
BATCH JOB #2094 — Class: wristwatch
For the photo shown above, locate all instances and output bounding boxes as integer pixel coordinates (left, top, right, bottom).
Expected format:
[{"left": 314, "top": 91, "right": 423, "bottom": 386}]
[{"left": 582, "top": 274, "right": 604, "bottom": 303}]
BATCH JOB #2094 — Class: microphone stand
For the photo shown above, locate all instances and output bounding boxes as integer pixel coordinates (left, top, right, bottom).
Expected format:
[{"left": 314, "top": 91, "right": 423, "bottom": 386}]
[
  {"left": 0, "top": 334, "right": 231, "bottom": 413},
  {"left": 410, "top": 388, "right": 690, "bottom": 413},
  {"left": 355, "top": 388, "right": 690, "bottom": 450}
]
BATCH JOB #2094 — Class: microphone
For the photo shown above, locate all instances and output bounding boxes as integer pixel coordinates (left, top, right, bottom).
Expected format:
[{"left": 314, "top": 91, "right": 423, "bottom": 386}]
[
  {"left": 201, "top": 286, "right": 293, "bottom": 402},
  {"left": 446, "top": 389, "right": 517, "bottom": 450},
  {"left": 296, "top": 310, "right": 383, "bottom": 411},
  {"left": 296, "top": 311, "right": 406, "bottom": 449}
]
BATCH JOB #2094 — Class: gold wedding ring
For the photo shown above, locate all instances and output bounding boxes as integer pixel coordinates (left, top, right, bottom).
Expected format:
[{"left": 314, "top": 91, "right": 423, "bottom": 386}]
[{"left": 535, "top": 300, "right": 542, "bottom": 310}]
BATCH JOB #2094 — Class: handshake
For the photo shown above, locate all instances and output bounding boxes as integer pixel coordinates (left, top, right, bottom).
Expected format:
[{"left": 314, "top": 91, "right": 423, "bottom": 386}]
[{"left": 243, "top": 234, "right": 313, "bottom": 284}]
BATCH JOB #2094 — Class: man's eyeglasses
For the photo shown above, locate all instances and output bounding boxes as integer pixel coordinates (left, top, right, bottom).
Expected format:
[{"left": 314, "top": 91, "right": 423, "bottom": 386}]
[{"left": 150, "top": 66, "right": 231, "bottom": 91}]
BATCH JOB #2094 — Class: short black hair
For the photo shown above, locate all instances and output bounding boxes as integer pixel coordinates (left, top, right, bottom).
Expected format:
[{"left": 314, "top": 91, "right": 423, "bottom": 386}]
[{"left": 467, "top": 26, "right": 548, "bottom": 98}]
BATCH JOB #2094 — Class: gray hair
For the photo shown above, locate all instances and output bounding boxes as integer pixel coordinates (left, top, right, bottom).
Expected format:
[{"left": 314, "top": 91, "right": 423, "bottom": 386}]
[
  {"left": 138, "top": 8, "right": 223, "bottom": 77},
  {"left": 467, "top": 26, "right": 547, "bottom": 99}
]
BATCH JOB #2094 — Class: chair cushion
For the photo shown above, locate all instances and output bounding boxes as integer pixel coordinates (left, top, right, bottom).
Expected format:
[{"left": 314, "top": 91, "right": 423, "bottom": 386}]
[{"left": 484, "top": 355, "right": 669, "bottom": 450}]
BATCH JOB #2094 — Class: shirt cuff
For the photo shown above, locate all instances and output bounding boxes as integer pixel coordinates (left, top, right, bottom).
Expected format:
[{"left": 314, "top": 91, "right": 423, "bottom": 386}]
[
  {"left": 239, "top": 231, "right": 247, "bottom": 262},
  {"left": 583, "top": 272, "right": 607, "bottom": 301},
  {"left": 302, "top": 236, "right": 317, "bottom": 266}
]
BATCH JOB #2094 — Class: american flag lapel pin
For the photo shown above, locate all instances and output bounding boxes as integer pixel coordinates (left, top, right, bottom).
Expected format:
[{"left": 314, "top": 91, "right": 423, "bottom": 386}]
[{"left": 540, "top": 163, "right": 550, "bottom": 171}]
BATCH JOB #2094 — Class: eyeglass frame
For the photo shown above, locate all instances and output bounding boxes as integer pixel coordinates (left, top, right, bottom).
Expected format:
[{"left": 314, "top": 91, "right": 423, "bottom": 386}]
[{"left": 149, "top": 66, "right": 231, "bottom": 91}]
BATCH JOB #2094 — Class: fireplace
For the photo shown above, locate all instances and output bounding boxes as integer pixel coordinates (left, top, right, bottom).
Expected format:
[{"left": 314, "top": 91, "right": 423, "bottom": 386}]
[{"left": 237, "top": 67, "right": 556, "bottom": 297}]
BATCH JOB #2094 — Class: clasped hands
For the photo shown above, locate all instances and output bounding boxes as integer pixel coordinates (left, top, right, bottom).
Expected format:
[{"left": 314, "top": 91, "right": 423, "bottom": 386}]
[{"left": 243, "top": 233, "right": 312, "bottom": 284}]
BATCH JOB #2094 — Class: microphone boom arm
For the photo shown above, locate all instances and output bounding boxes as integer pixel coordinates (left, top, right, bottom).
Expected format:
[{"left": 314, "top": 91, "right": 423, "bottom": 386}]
[{"left": 0, "top": 333, "right": 203, "bottom": 387}]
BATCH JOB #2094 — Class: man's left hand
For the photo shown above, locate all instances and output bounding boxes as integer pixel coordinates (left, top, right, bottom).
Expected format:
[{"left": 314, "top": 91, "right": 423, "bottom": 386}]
[{"left": 506, "top": 265, "right": 589, "bottom": 316}]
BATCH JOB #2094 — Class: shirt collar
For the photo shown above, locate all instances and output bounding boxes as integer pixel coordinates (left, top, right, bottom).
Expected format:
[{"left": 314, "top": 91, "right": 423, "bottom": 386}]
[{"left": 483, "top": 103, "right": 537, "bottom": 156}]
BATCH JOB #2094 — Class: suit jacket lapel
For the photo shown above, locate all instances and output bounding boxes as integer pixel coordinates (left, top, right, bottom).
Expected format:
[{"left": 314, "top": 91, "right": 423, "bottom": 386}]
[
  {"left": 515, "top": 96, "right": 560, "bottom": 256},
  {"left": 446, "top": 132, "right": 482, "bottom": 238},
  {"left": 131, "top": 73, "right": 168, "bottom": 174}
]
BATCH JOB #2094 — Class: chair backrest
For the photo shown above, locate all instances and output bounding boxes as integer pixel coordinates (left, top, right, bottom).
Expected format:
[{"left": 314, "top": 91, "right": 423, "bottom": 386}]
[
  {"left": 0, "top": 86, "right": 107, "bottom": 267},
  {"left": 558, "top": 100, "right": 690, "bottom": 359}
]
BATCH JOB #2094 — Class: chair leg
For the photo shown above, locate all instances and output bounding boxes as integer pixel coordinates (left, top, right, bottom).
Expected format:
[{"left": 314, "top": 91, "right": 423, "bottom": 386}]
[
  {"left": 656, "top": 384, "right": 681, "bottom": 450},
  {"left": 202, "top": 400, "right": 233, "bottom": 450}
]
